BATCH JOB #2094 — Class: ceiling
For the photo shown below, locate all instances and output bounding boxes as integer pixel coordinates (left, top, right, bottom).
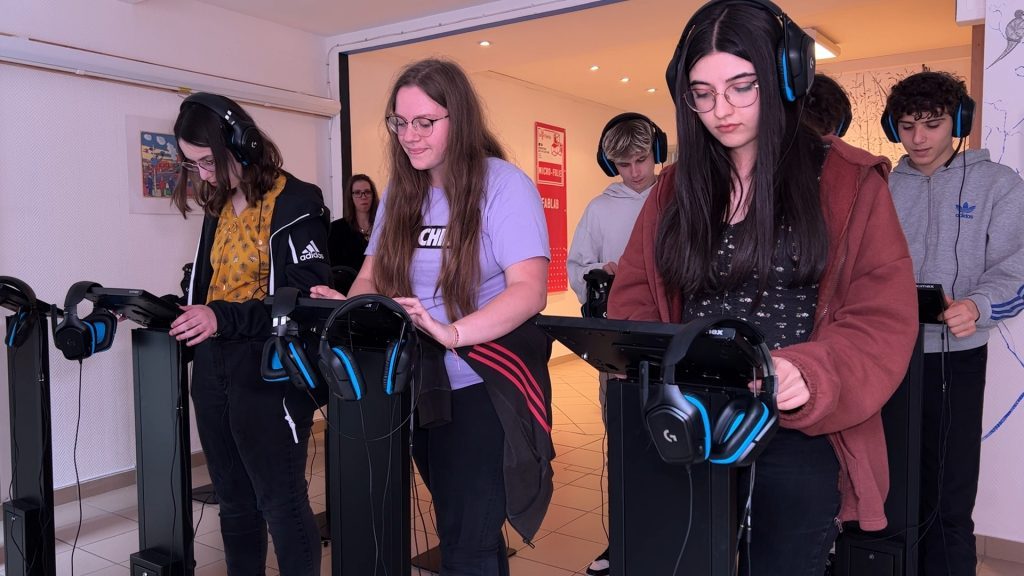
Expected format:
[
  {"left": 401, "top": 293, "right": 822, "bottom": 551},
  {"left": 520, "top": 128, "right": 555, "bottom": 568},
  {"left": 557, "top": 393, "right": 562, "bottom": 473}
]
[{"left": 198, "top": 0, "right": 973, "bottom": 129}]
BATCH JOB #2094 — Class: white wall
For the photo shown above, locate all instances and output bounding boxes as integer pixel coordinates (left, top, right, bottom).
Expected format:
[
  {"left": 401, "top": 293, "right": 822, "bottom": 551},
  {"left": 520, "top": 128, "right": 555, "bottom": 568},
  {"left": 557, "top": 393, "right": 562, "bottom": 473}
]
[
  {"left": 974, "top": 0, "right": 1024, "bottom": 544},
  {"left": 348, "top": 50, "right": 673, "bottom": 358},
  {"left": 0, "top": 0, "right": 332, "bottom": 488}
]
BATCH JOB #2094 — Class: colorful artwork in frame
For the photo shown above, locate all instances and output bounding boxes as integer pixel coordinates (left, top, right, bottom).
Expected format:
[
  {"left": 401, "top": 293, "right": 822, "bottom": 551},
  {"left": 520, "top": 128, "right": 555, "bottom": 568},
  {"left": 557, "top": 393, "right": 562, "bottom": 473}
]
[{"left": 126, "top": 115, "right": 195, "bottom": 214}]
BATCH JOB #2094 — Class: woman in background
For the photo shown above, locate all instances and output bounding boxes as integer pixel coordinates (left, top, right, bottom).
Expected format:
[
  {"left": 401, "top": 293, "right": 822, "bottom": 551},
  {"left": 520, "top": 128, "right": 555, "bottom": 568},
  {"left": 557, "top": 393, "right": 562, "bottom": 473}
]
[{"left": 328, "top": 173, "right": 379, "bottom": 271}]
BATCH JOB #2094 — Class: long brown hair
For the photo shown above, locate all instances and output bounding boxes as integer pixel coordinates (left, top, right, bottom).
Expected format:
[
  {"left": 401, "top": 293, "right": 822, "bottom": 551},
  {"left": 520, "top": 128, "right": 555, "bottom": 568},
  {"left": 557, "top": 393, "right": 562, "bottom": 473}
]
[
  {"left": 659, "top": 4, "right": 827, "bottom": 299},
  {"left": 375, "top": 59, "right": 505, "bottom": 320},
  {"left": 172, "top": 95, "right": 282, "bottom": 217}
]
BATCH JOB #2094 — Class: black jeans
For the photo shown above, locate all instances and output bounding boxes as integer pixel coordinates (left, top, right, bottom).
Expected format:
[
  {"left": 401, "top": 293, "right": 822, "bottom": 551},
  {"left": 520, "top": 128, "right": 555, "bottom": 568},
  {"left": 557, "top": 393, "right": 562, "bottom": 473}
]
[
  {"left": 919, "top": 345, "right": 987, "bottom": 576},
  {"left": 413, "top": 383, "right": 508, "bottom": 576},
  {"left": 736, "top": 427, "right": 841, "bottom": 576},
  {"left": 191, "top": 339, "right": 321, "bottom": 576}
]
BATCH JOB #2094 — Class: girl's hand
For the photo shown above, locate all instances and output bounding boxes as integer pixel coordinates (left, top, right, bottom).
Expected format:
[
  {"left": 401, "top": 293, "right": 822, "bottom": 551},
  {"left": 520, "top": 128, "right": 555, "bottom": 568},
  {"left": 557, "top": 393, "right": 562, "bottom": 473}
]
[
  {"left": 169, "top": 305, "right": 218, "bottom": 346},
  {"left": 310, "top": 285, "right": 345, "bottom": 300},
  {"left": 393, "top": 296, "right": 454, "bottom": 347}
]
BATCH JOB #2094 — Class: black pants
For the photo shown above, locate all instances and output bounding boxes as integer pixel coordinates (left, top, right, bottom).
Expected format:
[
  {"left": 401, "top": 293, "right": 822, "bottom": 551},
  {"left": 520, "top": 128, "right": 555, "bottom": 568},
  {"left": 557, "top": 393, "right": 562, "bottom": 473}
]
[
  {"left": 736, "top": 428, "right": 841, "bottom": 576},
  {"left": 919, "top": 346, "right": 987, "bottom": 576},
  {"left": 191, "top": 339, "right": 321, "bottom": 576},
  {"left": 413, "top": 383, "right": 508, "bottom": 576}
]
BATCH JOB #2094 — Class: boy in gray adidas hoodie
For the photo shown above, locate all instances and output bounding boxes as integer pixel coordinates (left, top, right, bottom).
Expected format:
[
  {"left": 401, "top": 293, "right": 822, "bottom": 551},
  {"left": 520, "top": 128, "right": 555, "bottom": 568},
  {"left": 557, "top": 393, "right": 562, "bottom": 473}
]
[
  {"left": 567, "top": 112, "right": 664, "bottom": 576},
  {"left": 885, "top": 71, "right": 1024, "bottom": 576}
]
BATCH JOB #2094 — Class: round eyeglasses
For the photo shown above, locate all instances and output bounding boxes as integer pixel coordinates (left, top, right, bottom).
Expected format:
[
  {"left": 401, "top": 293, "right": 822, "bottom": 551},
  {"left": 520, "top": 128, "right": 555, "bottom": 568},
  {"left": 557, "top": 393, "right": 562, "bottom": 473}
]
[
  {"left": 385, "top": 115, "right": 449, "bottom": 137},
  {"left": 351, "top": 190, "right": 373, "bottom": 198},
  {"left": 684, "top": 81, "right": 760, "bottom": 113},
  {"left": 181, "top": 157, "right": 216, "bottom": 172}
]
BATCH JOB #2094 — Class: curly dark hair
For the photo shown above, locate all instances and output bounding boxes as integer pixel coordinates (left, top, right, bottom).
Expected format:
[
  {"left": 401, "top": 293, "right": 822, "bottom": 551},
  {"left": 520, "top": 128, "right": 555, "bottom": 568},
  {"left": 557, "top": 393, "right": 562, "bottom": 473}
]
[
  {"left": 803, "top": 74, "right": 851, "bottom": 136},
  {"left": 885, "top": 71, "right": 969, "bottom": 121}
]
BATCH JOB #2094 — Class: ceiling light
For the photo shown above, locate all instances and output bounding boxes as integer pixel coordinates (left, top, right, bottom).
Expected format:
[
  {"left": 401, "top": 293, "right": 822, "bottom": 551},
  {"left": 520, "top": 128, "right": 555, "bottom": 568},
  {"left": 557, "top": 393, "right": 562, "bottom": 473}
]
[
  {"left": 647, "top": 88, "right": 657, "bottom": 93},
  {"left": 590, "top": 65, "right": 600, "bottom": 71},
  {"left": 620, "top": 77, "right": 630, "bottom": 83},
  {"left": 478, "top": 40, "right": 491, "bottom": 47},
  {"left": 803, "top": 28, "right": 840, "bottom": 60}
]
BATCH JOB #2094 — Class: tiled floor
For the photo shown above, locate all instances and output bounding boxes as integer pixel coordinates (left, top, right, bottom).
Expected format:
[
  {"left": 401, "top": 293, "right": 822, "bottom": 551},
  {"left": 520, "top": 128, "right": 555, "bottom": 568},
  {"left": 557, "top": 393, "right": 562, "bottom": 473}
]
[{"left": 2, "top": 358, "right": 1022, "bottom": 575}]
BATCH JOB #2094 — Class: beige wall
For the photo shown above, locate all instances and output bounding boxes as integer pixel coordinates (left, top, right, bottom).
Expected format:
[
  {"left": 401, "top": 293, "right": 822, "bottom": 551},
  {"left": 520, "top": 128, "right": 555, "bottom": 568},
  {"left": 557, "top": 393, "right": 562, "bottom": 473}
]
[{"left": 348, "top": 51, "right": 673, "bottom": 357}]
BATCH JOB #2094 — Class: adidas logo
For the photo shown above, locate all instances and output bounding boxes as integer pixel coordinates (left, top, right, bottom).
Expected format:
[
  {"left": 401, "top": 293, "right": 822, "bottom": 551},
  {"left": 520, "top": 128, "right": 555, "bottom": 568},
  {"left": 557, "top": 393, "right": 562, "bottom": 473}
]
[
  {"left": 300, "top": 240, "right": 325, "bottom": 261},
  {"left": 955, "top": 201, "right": 976, "bottom": 220}
]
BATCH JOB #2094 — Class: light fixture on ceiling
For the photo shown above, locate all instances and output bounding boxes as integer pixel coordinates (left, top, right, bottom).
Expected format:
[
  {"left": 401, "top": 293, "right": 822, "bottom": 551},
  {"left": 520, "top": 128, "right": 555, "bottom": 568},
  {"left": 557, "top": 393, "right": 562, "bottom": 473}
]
[
  {"left": 478, "top": 40, "right": 491, "bottom": 47},
  {"left": 620, "top": 76, "right": 630, "bottom": 83},
  {"left": 590, "top": 65, "right": 600, "bottom": 71},
  {"left": 647, "top": 88, "right": 657, "bottom": 93},
  {"left": 803, "top": 28, "right": 840, "bottom": 60}
]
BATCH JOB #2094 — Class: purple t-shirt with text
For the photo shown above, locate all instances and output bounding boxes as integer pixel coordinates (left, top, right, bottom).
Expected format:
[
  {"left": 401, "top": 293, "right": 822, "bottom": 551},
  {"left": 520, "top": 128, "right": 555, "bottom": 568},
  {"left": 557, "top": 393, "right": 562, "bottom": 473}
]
[{"left": 367, "top": 157, "right": 550, "bottom": 389}]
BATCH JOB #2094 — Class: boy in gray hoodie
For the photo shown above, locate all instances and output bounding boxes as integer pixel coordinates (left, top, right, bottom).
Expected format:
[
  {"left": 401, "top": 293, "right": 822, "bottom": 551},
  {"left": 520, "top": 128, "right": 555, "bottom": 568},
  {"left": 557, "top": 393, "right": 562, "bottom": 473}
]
[
  {"left": 885, "top": 71, "right": 1024, "bottom": 576},
  {"left": 567, "top": 112, "right": 664, "bottom": 576}
]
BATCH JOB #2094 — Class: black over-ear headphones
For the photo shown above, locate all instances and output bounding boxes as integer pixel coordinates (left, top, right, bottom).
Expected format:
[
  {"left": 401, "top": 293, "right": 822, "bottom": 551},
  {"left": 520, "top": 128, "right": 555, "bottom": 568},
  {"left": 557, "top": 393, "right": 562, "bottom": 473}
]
[
  {"left": 52, "top": 281, "right": 117, "bottom": 361},
  {"left": 596, "top": 113, "right": 669, "bottom": 177},
  {"left": 1, "top": 276, "right": 38, "bottom": 349},
  {"left": 881, "top": 94, "right": 976, "bottom": 143},
  {"left": 317, "top": 294, "right": 417, "bottom": 401},
  {"left": 181, "top": 92, "right": 262, "bottom": 166},
  {"left": 665, "top": 0, "right": 815, "bottom": 104},
  {"left": 644, "top": 316, "right": 777, "bottom": 467},
  {"left": 262, "top": 287, "right": 320, "bottom": 390},
  {"left": 833, "top": 111, "right": 851, "bottom": 138}
]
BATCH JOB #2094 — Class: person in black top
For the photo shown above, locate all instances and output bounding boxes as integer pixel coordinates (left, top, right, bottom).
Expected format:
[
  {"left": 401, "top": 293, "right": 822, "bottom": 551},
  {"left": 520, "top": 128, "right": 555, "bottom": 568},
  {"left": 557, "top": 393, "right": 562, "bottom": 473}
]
[
  {"left": 328, "top": 173, "right": 379, "bottom": 270},
  {"left": 168, "top": 92, "right": 330, "bottom": 576}
]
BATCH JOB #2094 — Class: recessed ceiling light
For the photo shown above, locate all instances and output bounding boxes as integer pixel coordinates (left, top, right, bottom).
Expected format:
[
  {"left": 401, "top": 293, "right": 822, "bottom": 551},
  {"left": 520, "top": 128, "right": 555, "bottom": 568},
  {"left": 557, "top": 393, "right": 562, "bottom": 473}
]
[
  {"left": 590, "top": 65, "right": 600, "bottom": 71},
  {"left": 478, "top": 40, "right": 491, "bottom": 47},
  {"left": 647, "top": 88, "right": 657, "bottom": 93},
  {"left": 620, "top": 77, "right": 630, "bottom": 83}
]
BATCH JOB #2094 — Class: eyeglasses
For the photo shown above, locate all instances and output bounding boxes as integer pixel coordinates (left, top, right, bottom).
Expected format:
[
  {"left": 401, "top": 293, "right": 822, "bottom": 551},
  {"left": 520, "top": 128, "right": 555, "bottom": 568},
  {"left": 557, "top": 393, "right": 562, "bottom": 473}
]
[
  {"left": 385, "top": 114, "right": 449, "bottom": 137},
  {"left": 684, "top": 81, "right": 760, "bottom": 113},
  {"left": 181, "top": 157, "right": 216, "bottom": 172},
  {"left": 351, "top": 190, "right": 373, "bottom": 198}
]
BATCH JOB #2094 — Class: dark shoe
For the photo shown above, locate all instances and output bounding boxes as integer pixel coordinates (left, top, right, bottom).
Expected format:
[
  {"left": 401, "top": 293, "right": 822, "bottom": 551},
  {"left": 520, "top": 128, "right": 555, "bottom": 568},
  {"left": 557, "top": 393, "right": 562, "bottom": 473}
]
[{"left": 586, "top": 547, "right": 610, "bottom": 576}]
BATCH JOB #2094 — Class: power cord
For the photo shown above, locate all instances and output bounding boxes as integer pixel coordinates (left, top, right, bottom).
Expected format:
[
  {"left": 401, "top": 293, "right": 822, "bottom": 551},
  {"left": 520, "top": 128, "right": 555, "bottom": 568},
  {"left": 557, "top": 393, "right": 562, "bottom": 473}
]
[
  {"left": 670, "top": 466, "right": 694, "bottom": 576},
  {"left": 70, "top": 361, "right": 84, "bottom": 576}
]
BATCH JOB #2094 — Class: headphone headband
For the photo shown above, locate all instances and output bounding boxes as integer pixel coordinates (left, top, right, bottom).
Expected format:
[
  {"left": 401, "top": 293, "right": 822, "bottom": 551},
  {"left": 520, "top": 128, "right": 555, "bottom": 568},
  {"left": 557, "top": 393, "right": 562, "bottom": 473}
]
[
  {"left": 661, "top": 316, "right": 776, "bottom": 394},
  {"left": 320, "top": 294, "right": 414, "bottom": 345},
  {"left": 0, "top": 276, "right": 37, "bottom": 310},
  {"left": 64, "top": 281, "right": 100, "bottom": 315},
  {"left": 181, "top": 92, "right": 261, "bottom": 165},
  {"left": 666, "top": 0, "right": 813, "bottom": 103}
]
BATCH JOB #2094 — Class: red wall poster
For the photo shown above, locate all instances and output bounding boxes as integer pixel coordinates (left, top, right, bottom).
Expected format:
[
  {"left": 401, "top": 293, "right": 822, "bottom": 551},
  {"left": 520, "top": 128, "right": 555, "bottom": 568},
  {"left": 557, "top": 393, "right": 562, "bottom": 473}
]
[{"left": 535, "top": 122, "right": 567, "bottom": 292}]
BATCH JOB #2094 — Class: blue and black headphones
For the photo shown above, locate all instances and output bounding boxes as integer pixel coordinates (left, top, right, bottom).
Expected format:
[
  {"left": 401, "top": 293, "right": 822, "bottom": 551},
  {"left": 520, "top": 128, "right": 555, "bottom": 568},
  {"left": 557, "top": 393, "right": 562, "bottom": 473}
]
[
  {"left": 1, "top": 276, "right": 39, "bottom": 349},
  {"left": 51, "top": 281, "right": 117, "bottom": 361}
]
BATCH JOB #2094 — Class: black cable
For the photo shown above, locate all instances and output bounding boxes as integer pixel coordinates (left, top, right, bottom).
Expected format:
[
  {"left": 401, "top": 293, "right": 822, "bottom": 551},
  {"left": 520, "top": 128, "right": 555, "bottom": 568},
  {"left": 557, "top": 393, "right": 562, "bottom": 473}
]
[
  {"left": 670, "top": 466, "right": 694, "bottom": 576},
  {"left": 70, "top": 361, "right": 84, "bottom": 576},
  {"left": 357, "top": 402, "right": 381, "bottom": 576}
]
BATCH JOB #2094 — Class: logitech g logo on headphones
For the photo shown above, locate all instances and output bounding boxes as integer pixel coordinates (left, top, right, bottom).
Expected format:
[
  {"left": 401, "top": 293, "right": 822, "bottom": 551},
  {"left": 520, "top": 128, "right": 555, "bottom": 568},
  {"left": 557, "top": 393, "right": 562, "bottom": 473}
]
[
  {"left": 955, "top": 201, "right": 976, "bottom": 220},
  {"left": 663, "top": 429, "right": 678, "bottom": 443}
]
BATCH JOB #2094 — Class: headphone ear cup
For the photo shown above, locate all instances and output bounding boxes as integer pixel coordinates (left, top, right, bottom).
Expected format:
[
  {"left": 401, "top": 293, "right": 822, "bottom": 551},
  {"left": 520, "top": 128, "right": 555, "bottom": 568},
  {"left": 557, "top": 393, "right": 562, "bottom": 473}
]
[
  {"left": 262, "top": 338, "right": 290, "bottom": 382},
  {"left": 644, "top": 385, "right": 710, "bottom": 465},
  {"left": 954, "top": 97, "right": 975, "bottom": 139},
  {"left": 283, "top": 335, "right": 318, "bottom": 390},
  {"left": 83, "top": 310, "right": 117, "bottom": 354},
  {"left": 653, "top": 127, "right": 669, "bottom": 164},
  {"left": 597, "top": 148, "right": 619, "bottom": 177},
  {"left": 382, "top": 337, "right": 415, "bottom": 395},
  {"left": 881, "top": 110, "right": 901, "bottom": 143},
  {"left": 317, "top": 340, "right": 364, "bottom": 401},
  {"left": 54, "top": 314, "right": 91, "bottom": 360},
  {"left": 709, "top": 396, "right": 774, "bottom": 466},
  {"left": 236, "top": 125, "right": 262, "bottom": 166},
  {"left": 5, "top": 310, "right": 35, "bottom": 349}
]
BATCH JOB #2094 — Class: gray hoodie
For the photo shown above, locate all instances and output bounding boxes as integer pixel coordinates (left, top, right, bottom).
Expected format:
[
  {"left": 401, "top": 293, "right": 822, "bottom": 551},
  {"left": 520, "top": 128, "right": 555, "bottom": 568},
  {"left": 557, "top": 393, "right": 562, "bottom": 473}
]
[
  {"left": 567, "top": 181, "right": 652, "bottom": 303},
  {"left": 890, "top": 149, "right": 1024, "bottom": 352}
]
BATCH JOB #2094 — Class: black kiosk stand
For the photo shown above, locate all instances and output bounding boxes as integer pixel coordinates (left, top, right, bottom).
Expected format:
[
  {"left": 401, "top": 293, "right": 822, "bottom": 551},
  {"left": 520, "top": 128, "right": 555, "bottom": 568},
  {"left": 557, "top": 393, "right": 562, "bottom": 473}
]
[
  {"left": 271, "top": 296, "right": 413, "bottom": 576},
  {"left": 85, "top": 288, "right": 193, "bottom": 575},
  {"left": 1, "top": 277, "right": 57, "bottom": 576},
  {"left": 538, "top": 316, "right": 777, "bottom": 576}
]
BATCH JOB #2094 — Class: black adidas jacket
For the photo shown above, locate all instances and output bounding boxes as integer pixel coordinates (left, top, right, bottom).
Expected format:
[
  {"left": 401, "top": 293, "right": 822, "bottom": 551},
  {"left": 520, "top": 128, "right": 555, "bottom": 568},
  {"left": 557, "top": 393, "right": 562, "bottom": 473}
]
[{"left": 185, "top": 172, "right": 331, "bottom": 339}]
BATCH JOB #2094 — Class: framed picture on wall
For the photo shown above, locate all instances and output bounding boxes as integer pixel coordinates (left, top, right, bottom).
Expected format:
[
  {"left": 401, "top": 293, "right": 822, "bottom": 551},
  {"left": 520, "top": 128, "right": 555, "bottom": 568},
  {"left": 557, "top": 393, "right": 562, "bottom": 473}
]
[{"left": 125, "top": 115, "right": 195, "bottom": 215}]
